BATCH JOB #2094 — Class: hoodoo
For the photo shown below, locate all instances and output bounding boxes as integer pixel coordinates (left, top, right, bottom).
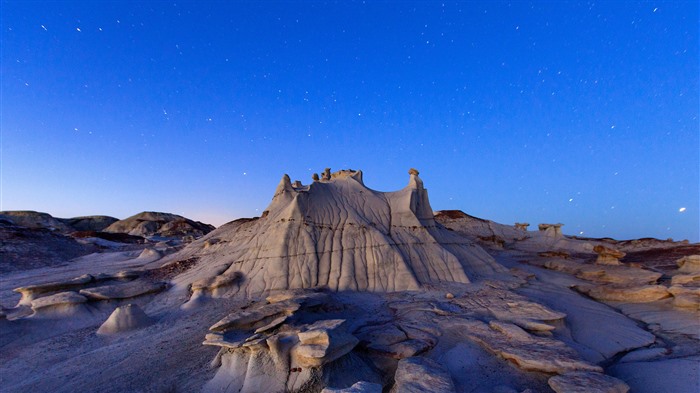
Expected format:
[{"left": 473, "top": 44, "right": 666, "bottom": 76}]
[{"left": 169, "top": 168, "right": 505, "bottom": 297}]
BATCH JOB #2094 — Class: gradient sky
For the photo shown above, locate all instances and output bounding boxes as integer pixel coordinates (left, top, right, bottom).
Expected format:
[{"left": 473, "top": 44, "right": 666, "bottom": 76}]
[{"left": 1, "top": 1, "right": 698, "bottom": 241}]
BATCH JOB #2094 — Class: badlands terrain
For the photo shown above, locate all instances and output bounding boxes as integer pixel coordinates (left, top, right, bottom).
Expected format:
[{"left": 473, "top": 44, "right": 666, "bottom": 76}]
[{"left": 0, "top": 168, "right": 698, "bottom": 393}]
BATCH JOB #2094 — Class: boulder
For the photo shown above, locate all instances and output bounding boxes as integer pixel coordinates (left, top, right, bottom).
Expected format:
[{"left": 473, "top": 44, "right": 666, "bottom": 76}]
[
  {"left": 390, "top": 357, "right": 456, "bottom": 393},
  {"left": 294, "top": 319, "right": 359, "bottom": 367}
]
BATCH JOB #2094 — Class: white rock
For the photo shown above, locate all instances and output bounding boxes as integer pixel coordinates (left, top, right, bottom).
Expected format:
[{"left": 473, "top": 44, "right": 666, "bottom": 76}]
[
  {"left": 390, "top": 357, "right": 456, "bottom": 393},
  {"left": 97, "top": 304, "right": 152, "bottom": 335}
]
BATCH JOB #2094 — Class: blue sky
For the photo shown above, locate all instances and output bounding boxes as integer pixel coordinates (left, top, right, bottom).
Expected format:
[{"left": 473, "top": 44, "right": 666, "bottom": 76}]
[{"left": 2, "top": 1, "right": 698, "bottom": 241}]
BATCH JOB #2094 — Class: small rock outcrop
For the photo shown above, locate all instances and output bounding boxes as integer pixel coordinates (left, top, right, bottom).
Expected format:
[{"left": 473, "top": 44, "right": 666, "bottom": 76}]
[
  {"left": 594, "top": 245, "right": 626, "bottom": 265},
  {"left": 97, "top": 304, "right": 152, "bottom": 335},
  {"left": 390, "top": 357, "right": 455, "bottom": 393},
  {"left": 677, "top": 255, "right": 700, "bottom": 273},
  {"left": 514, "top": 222, "right": 530, "bottom": 231},
  {"left": 538, "top": 223, "right": 564, "bottom": 237},
  {"left": 548, "top": 371, "right": 630, "bottom": 393},
  {"left": 458, "top": 319, "right": 602, "bottom": 374}
]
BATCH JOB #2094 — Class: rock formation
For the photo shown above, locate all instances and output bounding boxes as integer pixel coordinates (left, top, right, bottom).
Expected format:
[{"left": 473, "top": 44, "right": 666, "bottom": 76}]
[
  {"left": 0, "top": 210, "right": 75, "bottom": 233},
  {"left": 514, "top": 222, "right": 529, "bottom": 231},
  {"left": 538, "top": 223, "right": 564, "bottom": 237},
  {"left": 0, "top": 169, "right": 698, "bottom": 393},
  {"left": 169, "top": 168, "right": 505, "bottom": 297},
  {"left": 594, "top": 245, "right": 626, "bottom": 265},
  {"left": 104, "top": 211, "right": 215, "bottom": 239},
  {"left": 97, "top": 304, "right": 152, "bottom": 335}
]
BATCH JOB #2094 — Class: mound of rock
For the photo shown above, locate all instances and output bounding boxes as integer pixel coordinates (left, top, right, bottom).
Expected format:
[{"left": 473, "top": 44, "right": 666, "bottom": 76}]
[
  {"left": 168, "top": 168, "right": 506, "bottom": 297},
  {"left": 0, "top": 219, "right": 98, "bottom": 273},
  {"left": 0, "top": 210, "right": 74, "bottom": 232},
  {"left": 104, "top": 211, "right": 215, "bottom": 239},
  {"left": 97, "top": 304, "right": 152, "bottom": 335},
  {"left": 61, "top": 215, "right": 119, "bottom": 232}
]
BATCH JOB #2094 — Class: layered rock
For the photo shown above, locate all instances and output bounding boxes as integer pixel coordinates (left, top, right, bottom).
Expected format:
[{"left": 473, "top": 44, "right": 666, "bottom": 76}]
[
  {"left": 171, "top": 169, "right": 506, "bottom": 297},
  {"left": 539, "top": 223, "right": 564, "bottom": 237},
  {"left": 457, "top": 319, "right": 602, "bottom": 374},
  {"left": 202, "top": 292, "right": 365, "bottom": 393},
  {"left": 548, "top": 371, "right": 629, "bottom": 393}
]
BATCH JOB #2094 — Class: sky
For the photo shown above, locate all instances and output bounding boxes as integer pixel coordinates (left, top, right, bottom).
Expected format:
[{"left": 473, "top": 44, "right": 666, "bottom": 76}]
[{"left": 1, "top": 1, "right": 698, "bottom": 241}]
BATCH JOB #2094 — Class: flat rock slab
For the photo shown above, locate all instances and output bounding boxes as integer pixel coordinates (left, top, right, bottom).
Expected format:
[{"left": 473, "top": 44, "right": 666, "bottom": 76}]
[
  {"left": 451, "top": 287, "right": 566, "bottom": 331},
  {"left": 80, "top": 280, "right": 167, "bottom": 300},
  {"left": 390, "top": 357, "right": 456, "bottom": 393},
  {"left": 15, "top": 274, "right": 94, "bottom": 304},
  {"left": 575, "top": 284, "right": 670, "bottom": 303},
  {"left": 614, "top": 301, "right": 700, "bottom": 339},
  {"left": 543, "top": 260, "right": 661, "bottom": 285},
  {"left": 209, "top": 300, "right": 301, "bottom": 332},
  {"left": 30, "top": 291, "right": 87, "bottom": 309},
  {"left": 548, "top": 371, "right": 629, "bottom": 393},
  {"left": 517, "top": 283, "right": 656, "bottom": 361},
  {"left": 458, "top": 319, "right": 602, "bottom": 374}
]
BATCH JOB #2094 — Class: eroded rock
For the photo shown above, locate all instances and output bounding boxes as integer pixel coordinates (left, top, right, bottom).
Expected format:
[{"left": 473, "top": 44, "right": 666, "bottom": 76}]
[
  {"left": 458, "top": 319, "right": 602, "bottom": 374},
  {"left": 294, "top": 319, "right": 359, "bottom": 367},
  {"left": 15, "top": 274, "right": 94, "bottom": 306},
  {"left": 390, "top": 357, "right": 456, "bottom": 393},
  {"left": 677, "top": 255, "right": 700, "bottom": 273},
  {"left": 548, "top": 371, "right": 629, "bottom": 393},
  {"left": 97, "top": 304, "right": 152, "bottom": 335},
  {"left": 594, "top": 245, "right": 626, "bottom": 265},
  {"left": 574, "top": 284, "right": 670, "bottom": 303},
  {"left": 79, "top": 280, "right": 167, "bottom": 300},
  {"left": 30, "top": 291, "right": 87, "bottom": 310}
]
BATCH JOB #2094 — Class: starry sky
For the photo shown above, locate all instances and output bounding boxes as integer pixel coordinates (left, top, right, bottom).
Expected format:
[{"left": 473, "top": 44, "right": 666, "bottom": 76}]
[{"left": 1, "top": 1, "right": 698, "bottom": 241}]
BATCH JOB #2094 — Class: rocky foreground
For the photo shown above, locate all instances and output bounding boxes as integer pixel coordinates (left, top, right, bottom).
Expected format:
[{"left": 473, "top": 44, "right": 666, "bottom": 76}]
[{"left": 0, "top": 169, "right": 698, "bottom": 393}]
